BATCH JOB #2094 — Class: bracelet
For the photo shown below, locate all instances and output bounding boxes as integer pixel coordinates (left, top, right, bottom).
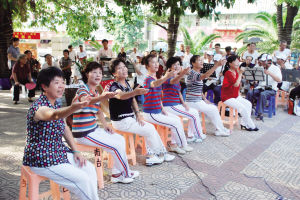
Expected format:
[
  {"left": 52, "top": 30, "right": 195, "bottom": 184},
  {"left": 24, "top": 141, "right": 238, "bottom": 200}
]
[{"left": 72, "top": 150, "right": 81, "bottom": 153}]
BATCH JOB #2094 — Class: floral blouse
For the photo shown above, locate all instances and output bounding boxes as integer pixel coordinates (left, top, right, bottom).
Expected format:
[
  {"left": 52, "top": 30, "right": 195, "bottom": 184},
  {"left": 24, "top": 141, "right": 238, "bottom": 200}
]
[{"left": 23, "top": 94, "right": 70, "bottom": 167}]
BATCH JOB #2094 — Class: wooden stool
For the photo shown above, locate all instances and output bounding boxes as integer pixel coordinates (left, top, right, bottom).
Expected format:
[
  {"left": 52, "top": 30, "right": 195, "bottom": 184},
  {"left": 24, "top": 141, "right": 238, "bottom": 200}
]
[
  {"left": 218, "top": 101, "right": 239, "bottom": 130},
  {"left": 112, "top": 129, "right": 137, "bottom": 166},
  {"left": 276, "top": 90, "right": 289, "bottom": 108},
  {"left": 102, "top": 150, "right": 114, "bottom": 169},
  {"left": 135, "top": 134, "right": 147, "bottom": 155},
  {"left": 75, "top": 144, "right": 104, "bottom": 189},
  {"left": 19, "top": 166, "right": 70, "bottom": 200}
]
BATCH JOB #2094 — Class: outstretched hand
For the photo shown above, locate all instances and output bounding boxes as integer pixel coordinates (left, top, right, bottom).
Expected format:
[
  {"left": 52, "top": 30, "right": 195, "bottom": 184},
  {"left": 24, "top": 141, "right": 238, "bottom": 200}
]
[
  {"left": 71, "top": 95, "right": 91, "bottom": 110},
  {"left": 101, "top": 91, "right": 117, "bottom": 99},
  {"left": 180, "top": 67, "right": 190, "bottom": 75},
  {"left": 164, "top": 69, "right": 176, "bottom": 79},
  {"left": 134, "top": 85, "right": 149, "bottom": 96}
]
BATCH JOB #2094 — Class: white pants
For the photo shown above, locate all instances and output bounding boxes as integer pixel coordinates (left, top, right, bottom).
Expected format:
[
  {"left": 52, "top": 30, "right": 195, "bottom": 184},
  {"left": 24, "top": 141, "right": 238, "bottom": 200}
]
[
  {"left": 30, "top": 153, "right": 99, "bottom": 200},
  {"left": 164, "top": 105, "right": 203, "bottom": 138},
  {"left": 224, "top": 96, "right": 256, "bottom": 129},
  {"left": 112, "top": 117, "right": 167, "bottom": 155},
  {"left": 187, "top": 100, "right": 226, "bottom": 132},
  {"left": 76, "top": 128, "right": 131, "bottom": 177},
  {"left": 143, "top": 112, "right": 188, "bottom": 148}
]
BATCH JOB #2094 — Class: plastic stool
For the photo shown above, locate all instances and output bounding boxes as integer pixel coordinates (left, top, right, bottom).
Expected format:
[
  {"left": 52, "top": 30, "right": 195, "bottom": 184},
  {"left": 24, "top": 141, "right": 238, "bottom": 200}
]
[
  {"left": 205, "top": 90, "right": 214, "bottom": 103},
  {"left": 153, "top": 124, "right": 172, "bottom": 147},
  {"left": 75, "top": 143, "right": 104, "bottom": 189},
  {"left": 179, "top": 112, "right": 206, "bottom": 134},
  {"left": 276, "top": 90, "right": 289, "bottom": 108},
  {"left": 112, "top": 129, "right": 137, "bottom": 165},
  {"left": 255, "top": 95, "right": 276, "bottom": 118},
  {"left": 135, "top": 134, "right": 147, "bottom": 155},
  {"left": 218, "top": 101, "right": 239, "bottom": 130},
  {"left": 19, "top": 166, "right": 70, "bottom": 200}
]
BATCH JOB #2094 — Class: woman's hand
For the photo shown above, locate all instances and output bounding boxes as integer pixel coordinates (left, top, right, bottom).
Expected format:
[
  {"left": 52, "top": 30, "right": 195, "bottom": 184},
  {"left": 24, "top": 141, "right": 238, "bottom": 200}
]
[
  {"left": 71, "top": 95, "right": 91, "bottom": 110},
  {"left": 183, "top": 103, "right": 189, "bottom": 111},
  {"left": 15, "top": 82, "right": 20, "bottom": 86},
  {"left": 101, "top": 91, "right": 117, "bottom": 99},
  {"left": 104, "top": 124, "right": 114, "bottom": 134},
  {"left": 136, "top": 113, "right": 145, "bottom": 126},
  {"left": 162, "top": 109, "right": 168, "bottom": 116},
  {"left": 73, "top": 152, "right": 86, "bottom": 167}
]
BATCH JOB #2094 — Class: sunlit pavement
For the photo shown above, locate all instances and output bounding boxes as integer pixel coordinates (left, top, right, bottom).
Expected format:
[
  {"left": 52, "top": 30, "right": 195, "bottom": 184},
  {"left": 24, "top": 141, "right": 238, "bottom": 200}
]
[{"left": 0, "top": 90, "right": 300, "bottom": 200}]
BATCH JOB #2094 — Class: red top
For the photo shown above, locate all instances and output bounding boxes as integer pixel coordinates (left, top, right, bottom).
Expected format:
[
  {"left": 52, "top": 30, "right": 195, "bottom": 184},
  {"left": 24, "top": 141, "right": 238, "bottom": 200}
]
[
  {"left": 12, "top": 62, "right": 31, "bottom": 84},
  {"left": 221, "top": 70, "right": 240, "bottom": 102}
]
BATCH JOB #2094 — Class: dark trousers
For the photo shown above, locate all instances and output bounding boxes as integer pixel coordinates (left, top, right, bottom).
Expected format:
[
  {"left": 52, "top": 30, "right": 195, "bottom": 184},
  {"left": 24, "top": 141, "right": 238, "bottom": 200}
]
[
  {"left": 203, "top": 84, "right": 221, "bottom": 104},
  {"left": 63, "top": 70, "right": 72, "bottom": 85},
  {"left": 13, "top": 84, "right": 35, "bottom": 102},
  {"left": 290, "top": 85, "right": 300, "bottom": 101},
  {"left": 246, "top": 89, "right": 261, "bottom": 105}
]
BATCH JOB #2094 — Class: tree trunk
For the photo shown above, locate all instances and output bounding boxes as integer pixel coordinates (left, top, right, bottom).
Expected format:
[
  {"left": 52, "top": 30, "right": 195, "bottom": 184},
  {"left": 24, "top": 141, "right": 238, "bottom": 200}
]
[
  {"left": 284, "top": 4, "right": 299, "bottom": 48},
  {"left": 0, "top": 2, "right": 13, "bottom": 79},
  {"left": 167, "top": 7, "right": 180, "bottom": 59},
  {"left": 276, "top": 4, "right": 285, "bottom": 42}
]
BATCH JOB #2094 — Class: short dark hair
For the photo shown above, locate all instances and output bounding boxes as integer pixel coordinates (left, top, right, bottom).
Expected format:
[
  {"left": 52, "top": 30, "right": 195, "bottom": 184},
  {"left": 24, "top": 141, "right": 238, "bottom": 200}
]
[
  {"left": 190, "top": 55, "right": 201, "bottom": 66},
  {"left": 150, "top": 50, "right": 157, "bottom": 54},
  {"left": 246, "top": 56, "right": 253, "bottom": 61},
  {"left": 82, "top": 62, "right": 103, "bottom": 83},
  {"left": 223, "top": 55, "right": 238, "bottom": 75},
  {"left": 280, "top": 40, "right": 287, "bottom": 44},
  {"left": 215, "top": 43, "right": 220, "bottom": 47},
  {"left": 225, "top": 46, "right": 232, "bottom": 52},
  {"left": 166, "top": 57, "right": 182, "bottom": 70},
  {"left": 144, "top": 54, "right": 157, "bottom": 67},
  {"left": 63, "top": 49, "right": 69, "bottom": 54},
  {"left": 37, "top": 67, "right": 64, "bottom": 92},
  {"left": 24, "top": 50, "right": 32, "bottom": 54},
  {"left": 79, "top": 45, "right": 83, "bottom": 47},
  {"left": 110, "top": 59, "right": 126, "bottom": 75},
  {"left": 68, "top": 45, "right": 72, "bottom": 49},
  {"left": 102, "top": 39, "right": 108, "bottom": 44},
  {"left": 247, "top": 43, "right": 251, "bottom": 47},
  {"left": 12, "top": 37, "right": 19, "bottom": 42},
  {"left": 250, "top": 42, "right": 256, "bottom": 46}
]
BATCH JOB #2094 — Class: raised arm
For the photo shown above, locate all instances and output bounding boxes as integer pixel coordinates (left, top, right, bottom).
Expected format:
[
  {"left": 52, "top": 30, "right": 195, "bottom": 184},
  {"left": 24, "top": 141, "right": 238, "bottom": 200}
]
[
  {"left": 150, "top": 69, "right": 176, "bottom": 88},
  {"left": 170, "top": 67, "right": 190, "bottom": 84}
]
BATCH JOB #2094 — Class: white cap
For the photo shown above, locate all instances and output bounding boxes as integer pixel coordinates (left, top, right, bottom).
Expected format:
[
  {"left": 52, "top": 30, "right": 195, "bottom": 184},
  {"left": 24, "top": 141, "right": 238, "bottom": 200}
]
[
  {"left": 213, "top": 54, "right": 222, "bottom": 61},
  {"left": 175, "top": 51, "right": 185, "bottom": 57},
  {"left": 276, "top": 53, "right": 287, "bottom": 61},
  {"left": 136, "top": 53, "right": 143, "bottom": 58},
  {"left": 260, "top": 54, "right": 272, "bottom": 61},
  {"left": 206, "top": 51, "right": 214, "bottom": 56}
]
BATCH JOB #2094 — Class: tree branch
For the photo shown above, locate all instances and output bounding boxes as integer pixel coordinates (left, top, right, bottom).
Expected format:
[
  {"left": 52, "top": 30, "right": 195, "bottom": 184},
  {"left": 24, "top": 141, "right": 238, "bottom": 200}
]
[{"left": 149, "top": 18, "right": 168, "bottom": 31}]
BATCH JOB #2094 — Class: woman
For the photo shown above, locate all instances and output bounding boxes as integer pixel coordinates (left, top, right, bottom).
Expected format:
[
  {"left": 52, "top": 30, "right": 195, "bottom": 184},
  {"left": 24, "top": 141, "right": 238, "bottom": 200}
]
[
  {"left": 142, "top": 54, "right": 193, "bottom": 154},
  {"left": 186, "top": 55, "right": 230, "bottom": 136},
  {"left": 221, "top": 55, "right": 258, "bottom": 131},
  {"left": 107, "top": 59, "right": 175, "bottom": 166},
  {"left": 23, "top": 67, "right": 99, "bottom": 200},
  {"left": 72, "top": 62, "right": 139, "bottom": 183},
  {"left": 12, "top": 54, "right": 35, "bottom": 104},
  {"left": 162, "top": 57, "right": 205, "bottom": 143}
]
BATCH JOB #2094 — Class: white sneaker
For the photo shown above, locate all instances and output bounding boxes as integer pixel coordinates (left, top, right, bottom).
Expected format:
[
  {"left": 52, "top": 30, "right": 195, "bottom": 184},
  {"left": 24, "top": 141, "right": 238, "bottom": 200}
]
[
  {"left": 187, "top": 137, "right": 196, "bottom": 143},
  {"left": 146, "top": 155, "right": 164, "bottom": 166},
  {"left": 163, "top": 153, "right": 175, "bottom": 162},
  {"left": 182, "top": 145, "right": 193, "bottom": 152},
  {"left": 195, "top": 138, "right": 203, "bottom": 143},
  {"left": 111, "top": 175, "right": 134, "bottom": 184},
  {"left": 169, "top": 146, "right": 186, "bottom": 154},
  {"left": 223, "top": 127, "right": 231, "bottom": 134},
  {"left": 215, "top": 129, "right": 230, "bottom": 137},
  {"left": 200, "top": 134, "right": 207, "bottom": 140},
  {"left": 129, "top": 170, "right": 140, "bottom": 179}
]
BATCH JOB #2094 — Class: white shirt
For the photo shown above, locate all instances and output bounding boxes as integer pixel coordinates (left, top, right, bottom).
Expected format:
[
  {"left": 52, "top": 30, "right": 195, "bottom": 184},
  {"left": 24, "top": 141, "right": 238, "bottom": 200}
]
[
  {"left": 98, "top": 48, "right": 113, "bottom": 59},
  {"left": 136, "top": 64, "right": 148, "bottom": 86},
  {"left": 274, "top": 49, "right": 291, "bottom": 63},
  {"left": 265, "top": 64, "right": 282, "bottom": 91},
  {"left": 42, "top": 62, "right": 59, "bottom": 70},
  {"left": 243, "top": 51, "right": 259, "bottom": 64},
  {"left": 130, "top": 52, "right": 138, "bottom": 63},
  {"left": 183, "top": 53, "right": 193, "bottom": 68},
  {"left": 69, "top": 50, "right": 76, "bottom": 62},
  {"left": 77, "top": 51, "right": 87, "bottom": 59}
]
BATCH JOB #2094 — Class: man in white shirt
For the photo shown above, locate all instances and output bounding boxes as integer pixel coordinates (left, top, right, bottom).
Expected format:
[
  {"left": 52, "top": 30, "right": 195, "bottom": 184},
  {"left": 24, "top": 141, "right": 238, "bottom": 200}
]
[
  {"left": 77, "top": 45, "right": 87, "bottom": 61},
  {"left": 97, "top": 39, "right": 113, "bottom": 61},
  {"left": 182, "top": 45, "right": 193, "bottom": 68},
  {"left": 42, "top": 54, "right": 59, "bottom": 70},
  {"left": 205, "top": 51, "right": 214, "bottom": 64},
  {"left": 68, "top": 45, "right": 76, "bottom": 62},
  {"left": 276, "top": 53, "right": 292, "bottom": 91},
  {"left": 273, "top": 40, "right": 291, "bottom": 63},
  {"left": 130, "top": 47, "right": 138, "bottom": 63},
  {"left": 242, "top": 42, "right": 259, "bottom": 65},
  {"left": 256, "top": 54, "right": 282, "bottom": 120}
]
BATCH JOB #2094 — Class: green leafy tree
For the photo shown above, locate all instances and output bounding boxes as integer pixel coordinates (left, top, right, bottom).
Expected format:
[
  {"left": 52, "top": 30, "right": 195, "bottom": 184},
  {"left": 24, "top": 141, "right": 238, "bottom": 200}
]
[
  {"left": 180, "top": 26, "right": 220, "bottom": 55},
  {"left": 114, "top": 0, "right": 255, "bottom": 59},
  {"left": 0, "top": 0, "right": 104, "bottom": 77}
]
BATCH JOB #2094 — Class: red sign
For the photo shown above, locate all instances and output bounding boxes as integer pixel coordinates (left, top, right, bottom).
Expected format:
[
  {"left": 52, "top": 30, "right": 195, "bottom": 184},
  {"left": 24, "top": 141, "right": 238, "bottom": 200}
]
[
  {"left": 213, "top": 29, "right": 243, "bottom": 42},
  {"left": 13, "top": 32, "right": 40, "bottom": 40}
]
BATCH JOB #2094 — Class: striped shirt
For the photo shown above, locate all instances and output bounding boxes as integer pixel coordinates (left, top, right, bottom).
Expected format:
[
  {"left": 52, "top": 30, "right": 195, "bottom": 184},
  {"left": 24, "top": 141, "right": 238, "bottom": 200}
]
[
  {"left": 162, "top": 78, "right": 181, "bottom": 106},
  {"left": 72, "top": 84, "right": 100, "bottom": 138},
  {"left": 143, "top": 75, "right": 162, "bottom": 113},
  {"left": 186, "top": 69, "right": 204, "bottom": 102}
]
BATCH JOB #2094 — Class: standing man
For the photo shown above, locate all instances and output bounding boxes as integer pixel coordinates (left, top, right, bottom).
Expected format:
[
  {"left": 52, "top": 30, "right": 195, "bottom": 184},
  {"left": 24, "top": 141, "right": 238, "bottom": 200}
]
[
  {"left": 68, "top": 45, "right": 77, "bottom": 63},
  {"left": 214, "top": 43, "right": 224, "bottom": 56},
  {"left": 7, "top": 37, "right": 20, "bottom": 72},
  {"left": 42, "top": 54, "right": 59, "bottom": 70},
  {"left": 77, "top": 45, "right": 87, "bottom": 62},
  {"left": 274, "top": 40, "right": 291, "bottom": 63},
  {"left": 97, "top": 39, "right": 113, "bottom": 61},
  {"left": 130, "top": 47, "right": 138, "bottom": 63},
  {"left": 242, "top": 43, "right": 259, "bottom": 65},
  {"left": 182, "top": 45, "right": 193, "bottom": 68},
  {"left": 24, "top": 50, "right": 40, "bottom": 82},
  {"left": 59, "top": 49, "right": 72, "bottom": 85}
]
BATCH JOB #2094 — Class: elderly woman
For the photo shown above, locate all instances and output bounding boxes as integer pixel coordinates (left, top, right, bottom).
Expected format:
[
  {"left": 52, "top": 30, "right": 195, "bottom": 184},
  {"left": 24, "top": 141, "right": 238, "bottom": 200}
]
[
  {"left": 12, "top": 54, "right": 35, "bottom": 104},
  {"left": 22, "top": 67, "right": 99, "bottom": 200}
]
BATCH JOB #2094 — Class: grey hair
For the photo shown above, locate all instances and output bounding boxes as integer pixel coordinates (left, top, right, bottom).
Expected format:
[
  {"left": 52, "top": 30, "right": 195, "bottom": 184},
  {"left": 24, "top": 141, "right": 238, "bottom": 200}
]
[{"left": 17, "top": 54, "right": 27, "bottom": 61}]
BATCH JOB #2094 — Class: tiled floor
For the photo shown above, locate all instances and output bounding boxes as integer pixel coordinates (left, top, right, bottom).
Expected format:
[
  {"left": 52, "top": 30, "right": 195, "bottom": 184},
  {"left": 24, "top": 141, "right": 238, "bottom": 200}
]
[{"left": 0, "top": 91, "right": 300, "bottom": 200}]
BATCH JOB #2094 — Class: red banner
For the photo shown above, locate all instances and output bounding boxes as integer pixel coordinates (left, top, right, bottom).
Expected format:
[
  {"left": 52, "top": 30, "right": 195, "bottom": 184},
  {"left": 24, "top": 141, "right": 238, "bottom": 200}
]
[
  {"left": 213, "top": 29, "right": 243, "bottom": 42},
  {"left": 13, "top": 32, "right": 40, "bottom": 40}
]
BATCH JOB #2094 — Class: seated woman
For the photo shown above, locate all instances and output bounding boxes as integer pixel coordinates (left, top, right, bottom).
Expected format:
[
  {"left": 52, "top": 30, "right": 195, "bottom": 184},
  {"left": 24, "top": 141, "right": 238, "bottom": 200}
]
[
  {"left": 23, "top": 67, "right": 99, "bottom": 200},
  {"left": 162, "top": 56, "right": 205, "bottom": 143},
  {"left": 106, "top": 59, "right": 175, "bottom": 166},
  {"left": 72, "top": 62, "right": 139, "bottom": 184},
  {"left": 142, "top": 54, "right": 193, "bottom": 155},
  {"left": 12, "top": 54, "right": 35, "bottom": 104},
  {"left": 186, "top": 55, "right": 230, "bottom": 136},
  {"left": 221, "top": 55, "right": 258, "bottom": 131}
]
